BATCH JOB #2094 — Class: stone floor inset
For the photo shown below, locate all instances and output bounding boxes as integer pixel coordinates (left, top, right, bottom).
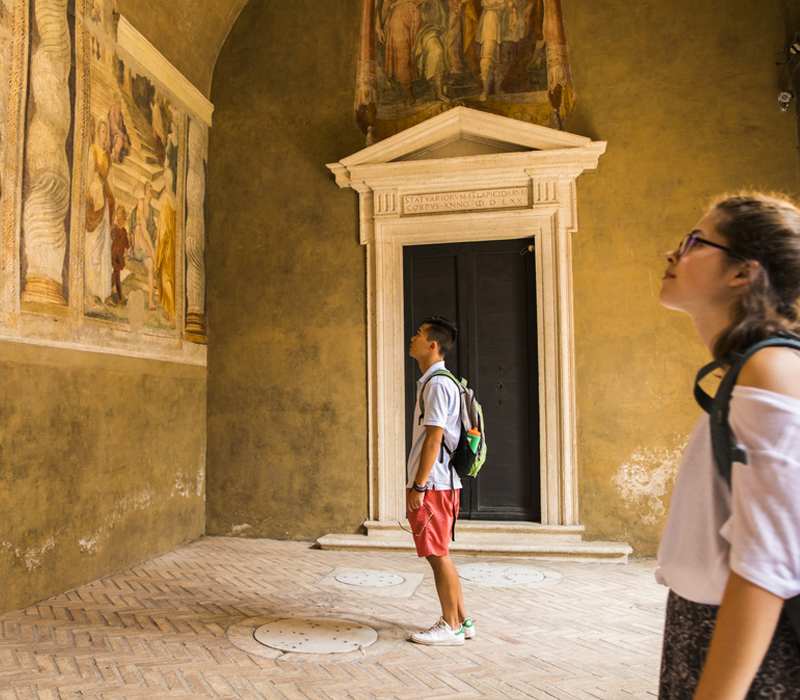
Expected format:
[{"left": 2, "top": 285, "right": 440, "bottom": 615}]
[
  {"left": 253, "top": 617, "right": 378, "bottom": 654},
  {"left": 317, "top": 566, "right": 425, "bottom": 598},
  {"left": 334, "top": 570, "right": 404, "bottom": 587},
  {"left": 458, "top": 562, "right": 565, "bottom": 588}
]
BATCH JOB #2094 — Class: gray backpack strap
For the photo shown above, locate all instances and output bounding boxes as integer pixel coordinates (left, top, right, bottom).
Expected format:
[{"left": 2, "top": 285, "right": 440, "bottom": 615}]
[{"left": 418, "top": 370, "right": 459, "bottom": 425}]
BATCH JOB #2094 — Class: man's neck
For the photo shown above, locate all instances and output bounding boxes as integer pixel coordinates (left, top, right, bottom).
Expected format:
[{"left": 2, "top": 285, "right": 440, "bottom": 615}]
[{"left": 416, "top": 355, "right": 443, "bottom": 375}]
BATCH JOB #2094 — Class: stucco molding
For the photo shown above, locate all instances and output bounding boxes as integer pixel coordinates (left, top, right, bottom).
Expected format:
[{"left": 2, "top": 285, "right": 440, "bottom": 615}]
[
  {"left": 116, "top": 15, "right": 213, "bottom": 127},
  {"left": 328, "top": 107, "right": 605, "bottom": 527},
  {"left": 0, "top": 0, "right": 30, "bottom": 330}
]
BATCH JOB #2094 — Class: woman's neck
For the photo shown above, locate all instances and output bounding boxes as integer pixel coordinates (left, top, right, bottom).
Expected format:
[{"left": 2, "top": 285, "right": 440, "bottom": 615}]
[{"left": 692, "top": 306, "right": 734, "bottom": 355}]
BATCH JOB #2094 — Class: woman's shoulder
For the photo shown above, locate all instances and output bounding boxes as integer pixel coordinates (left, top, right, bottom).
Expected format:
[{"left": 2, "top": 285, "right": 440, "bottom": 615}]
[{"left": 737, "top": 346, "right": 800, "bottom": 402}]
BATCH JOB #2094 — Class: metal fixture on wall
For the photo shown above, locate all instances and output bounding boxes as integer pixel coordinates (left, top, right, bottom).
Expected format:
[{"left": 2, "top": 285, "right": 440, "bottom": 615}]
[{"left": 778, "top": 31, "right": 800, "bottom": 113}]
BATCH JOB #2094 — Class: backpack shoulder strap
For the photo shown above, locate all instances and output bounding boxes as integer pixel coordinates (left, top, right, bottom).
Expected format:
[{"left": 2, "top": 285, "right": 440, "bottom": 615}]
[
  {"left": 697, "top": 332, "right": 800, "bottom": 486},
  {"left": 418, "top": 369, "right": 462, "bottom": 423}
]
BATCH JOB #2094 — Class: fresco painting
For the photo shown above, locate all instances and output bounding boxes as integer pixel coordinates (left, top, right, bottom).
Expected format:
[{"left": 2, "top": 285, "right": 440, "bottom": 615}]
[
  {"left": 81, "top": 0, "right": 183, "bottom": 333},
  {"left": 356, "top": 0, "right": 574, "bottom": 141},
  {"left": 0, "top": 0, "right": 207, "bottom": 360}
]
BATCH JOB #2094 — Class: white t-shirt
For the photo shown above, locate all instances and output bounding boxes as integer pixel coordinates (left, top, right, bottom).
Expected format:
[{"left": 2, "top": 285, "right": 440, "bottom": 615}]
[
  {"left": 656, "top": 386, "right": 800, "bottom": 604},
  {"left": 406, "top": 361, "right": 463, "bottom": 491}
]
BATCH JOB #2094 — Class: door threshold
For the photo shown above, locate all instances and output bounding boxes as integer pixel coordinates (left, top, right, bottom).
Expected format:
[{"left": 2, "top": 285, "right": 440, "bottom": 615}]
[{"left": 317, "top": 520, "right": 632, "bottom": 563}]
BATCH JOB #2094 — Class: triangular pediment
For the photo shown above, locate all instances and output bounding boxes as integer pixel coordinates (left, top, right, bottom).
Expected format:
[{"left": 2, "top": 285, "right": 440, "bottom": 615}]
[{"left": 336, "top": 107, "right": 593, "bottom": 167}]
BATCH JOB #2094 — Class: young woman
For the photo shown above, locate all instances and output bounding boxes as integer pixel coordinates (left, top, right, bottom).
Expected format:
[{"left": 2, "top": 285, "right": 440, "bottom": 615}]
[{"left": 657, "top": 193, "right": 800, "bottom": 700}]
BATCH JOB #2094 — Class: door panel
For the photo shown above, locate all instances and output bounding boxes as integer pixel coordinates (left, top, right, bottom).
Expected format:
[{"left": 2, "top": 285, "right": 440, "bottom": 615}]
[{"left": 403, "top": 238, "right": 540, "bottom": 521}]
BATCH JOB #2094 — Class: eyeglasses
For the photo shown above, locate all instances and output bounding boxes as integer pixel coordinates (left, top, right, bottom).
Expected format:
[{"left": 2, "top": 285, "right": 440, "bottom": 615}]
[
  {"left": 676, "top": 233, "right": 740, "bottom": 260},
  {"left": 399, "top": 502, "right": 434, "bottom": 537}
]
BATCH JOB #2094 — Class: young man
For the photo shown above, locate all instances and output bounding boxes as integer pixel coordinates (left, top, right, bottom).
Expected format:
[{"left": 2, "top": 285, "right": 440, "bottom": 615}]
[{"left": 407, "top": 316, "right": 474, "bottom": 645}]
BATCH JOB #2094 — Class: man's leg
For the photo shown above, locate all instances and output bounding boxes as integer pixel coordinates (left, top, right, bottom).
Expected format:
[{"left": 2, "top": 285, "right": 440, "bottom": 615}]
[
  {"left": 407, "top": 489, "right": 468, "bottom": 644},
  {"left": 427, "top": 554, "right": 466, "bottom": 631}
]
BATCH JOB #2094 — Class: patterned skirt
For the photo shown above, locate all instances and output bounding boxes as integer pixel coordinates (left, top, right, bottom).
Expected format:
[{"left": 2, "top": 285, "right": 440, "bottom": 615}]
[{"left": 659, "top": 589, "right": 800, "bottom": 700}]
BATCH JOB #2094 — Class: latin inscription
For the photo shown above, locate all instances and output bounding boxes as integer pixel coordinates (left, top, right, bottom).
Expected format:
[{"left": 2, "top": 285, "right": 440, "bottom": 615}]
[{"left": 403, "top": 187, "right": 528, "bottom": 215}]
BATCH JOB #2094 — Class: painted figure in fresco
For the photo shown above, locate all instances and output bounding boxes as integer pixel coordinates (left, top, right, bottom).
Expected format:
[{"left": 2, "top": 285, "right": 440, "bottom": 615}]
[
  {"left": 444, "top": 0, "right": 477, "bottom": 77},
  {"left": 155, "top": 168, "right": 176, "bottom": 329},
  {"left": 151, "top": 92, "right": 166, "bottom": 165},
  {"left": 110, "top": 205, "right": 128, "bottom": 305},
  {"left": 475, "top": 0, "right": 527, "bottom": 101},
  {"left": 85, "top": 119, "right": 115, "bottom": 309},
  {"left": 165, "top": 121, "right": 178, "bottom": 198},
  {"left": 377, "top": 0, "right": 450, "bottom": 105},
  {"left": 89, "top": 0, "right": 103, "bottom": 61},
  {"left": 108, "top": 93, "right": 130, "bottom": 164},
  {"left": 498, "top": 0, "right": 544, "bottom": 94},
  {"left": 129, "top": 181, "right": 157, "bottom": 311}
]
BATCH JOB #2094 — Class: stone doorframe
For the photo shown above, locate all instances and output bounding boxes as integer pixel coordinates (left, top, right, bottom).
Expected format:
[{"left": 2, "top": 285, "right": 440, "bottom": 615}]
[{"left": 328, "top": 108, "right": 605, "bottom": 528}]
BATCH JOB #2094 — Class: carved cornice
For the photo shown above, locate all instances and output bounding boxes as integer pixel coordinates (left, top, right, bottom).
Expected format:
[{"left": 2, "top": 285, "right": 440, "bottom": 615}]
[
  {"left": 329, "top": 108, "right": 605, "bottom": 191},
  {"left": 338, "top": 107, "right": 593, "bottom": 167}
]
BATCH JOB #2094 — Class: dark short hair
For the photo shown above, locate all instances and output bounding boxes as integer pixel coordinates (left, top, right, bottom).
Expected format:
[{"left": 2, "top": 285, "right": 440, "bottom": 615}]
[{"left": 422, "top": 316, "right": 457, "bottom": 357}]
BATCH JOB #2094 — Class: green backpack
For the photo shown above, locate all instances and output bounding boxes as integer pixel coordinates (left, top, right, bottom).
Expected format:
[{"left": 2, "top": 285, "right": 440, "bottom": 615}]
[{"left": 419, "top": 370, "right": 487, "bottom": 479}]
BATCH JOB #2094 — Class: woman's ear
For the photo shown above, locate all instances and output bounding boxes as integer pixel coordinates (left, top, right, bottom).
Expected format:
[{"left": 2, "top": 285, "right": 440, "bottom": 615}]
[{"left": 729, "top": 260, "right": 761, "bottom": 290}]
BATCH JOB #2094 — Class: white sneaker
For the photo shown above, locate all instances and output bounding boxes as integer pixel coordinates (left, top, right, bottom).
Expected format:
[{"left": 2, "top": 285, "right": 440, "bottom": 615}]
[
  {"left": 410, "top": 617, "right": 465, "bottom": 645},
  {"left": 461, "top": 617, "right": 475, "bottom": 640}
]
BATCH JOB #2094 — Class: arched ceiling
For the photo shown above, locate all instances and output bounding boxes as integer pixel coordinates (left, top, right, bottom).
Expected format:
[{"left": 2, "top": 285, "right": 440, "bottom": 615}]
[{"left": 116, "top": 0, "right": 250, "bottom": 98}]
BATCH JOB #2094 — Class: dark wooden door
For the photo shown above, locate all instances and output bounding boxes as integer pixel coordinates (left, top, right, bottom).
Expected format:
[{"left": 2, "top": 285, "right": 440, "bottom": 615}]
[{"left": 403, "top": 238, "right": 540, "bottom": 521}]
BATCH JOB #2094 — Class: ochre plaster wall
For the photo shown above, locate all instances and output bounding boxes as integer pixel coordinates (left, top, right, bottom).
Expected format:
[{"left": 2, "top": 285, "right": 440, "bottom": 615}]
[
  {"left": 0, "top": 341, "right": 206, "bottom": 615},
  {"left": 207, "top": 0, "right": 800, "bottom": 553},
  {"left": 206, "top": 0, "right": 368, "bottom": 539},
  {"left": 115, "top": 0, "right": 248, "bottom": 97},
  {"left": 565, "top": 0, "right": 800, "bottom": 554}
]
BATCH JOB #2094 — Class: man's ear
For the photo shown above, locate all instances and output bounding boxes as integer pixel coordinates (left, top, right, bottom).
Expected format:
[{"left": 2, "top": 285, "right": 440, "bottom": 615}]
[{"left": 729, "top": 260, "right": 761, "bottom": 290}]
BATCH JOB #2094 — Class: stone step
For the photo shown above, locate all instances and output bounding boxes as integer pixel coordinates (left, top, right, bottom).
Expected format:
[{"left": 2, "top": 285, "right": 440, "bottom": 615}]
[
  {"left": 317, "top": 521, "right": 633, "bottom": 562},
  {"left": 365, "top": 519, "right": 586, "bottom": 541}
]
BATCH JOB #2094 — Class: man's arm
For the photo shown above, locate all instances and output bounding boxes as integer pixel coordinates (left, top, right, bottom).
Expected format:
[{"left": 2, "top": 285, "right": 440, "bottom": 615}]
[{"left": 407, "top": 425, "right": 443, "bottom": 511}]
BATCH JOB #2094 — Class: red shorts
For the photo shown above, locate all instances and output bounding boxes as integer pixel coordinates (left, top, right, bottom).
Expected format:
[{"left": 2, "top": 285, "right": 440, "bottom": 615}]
[{"left": 406, "top": 488, "right": 460, "bottom": 558}]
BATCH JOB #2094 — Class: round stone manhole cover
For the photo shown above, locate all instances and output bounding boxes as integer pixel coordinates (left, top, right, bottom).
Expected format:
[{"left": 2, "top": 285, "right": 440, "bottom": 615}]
[
  {"left": 334, "top": 571, "right": 405, "bottom": 587},
  {"left": 459, "top": 563, "right": 563, "bottom": 588},
  {"left": 253, "top": 617, "right": 378, "bottom": 654}
]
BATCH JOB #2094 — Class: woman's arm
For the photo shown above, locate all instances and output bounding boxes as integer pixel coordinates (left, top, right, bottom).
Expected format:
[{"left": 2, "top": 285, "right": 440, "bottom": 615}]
[
  {"left": 696, "top": 345, "right": 800, "bottom": 698},
  {"left": 693, "top": 572, "right": 783, "bottom": 700}
]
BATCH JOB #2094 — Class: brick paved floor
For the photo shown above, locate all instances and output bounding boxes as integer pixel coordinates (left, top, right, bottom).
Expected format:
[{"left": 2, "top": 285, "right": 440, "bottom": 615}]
[{"left": 0, "top": 537, "right": 666, "bottom": 699}]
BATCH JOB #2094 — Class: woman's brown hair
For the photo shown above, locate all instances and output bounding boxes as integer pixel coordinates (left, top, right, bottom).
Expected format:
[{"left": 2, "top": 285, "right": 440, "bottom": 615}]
[{"left": 711, "top": 193, "right": 800, "bottom": 359}]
